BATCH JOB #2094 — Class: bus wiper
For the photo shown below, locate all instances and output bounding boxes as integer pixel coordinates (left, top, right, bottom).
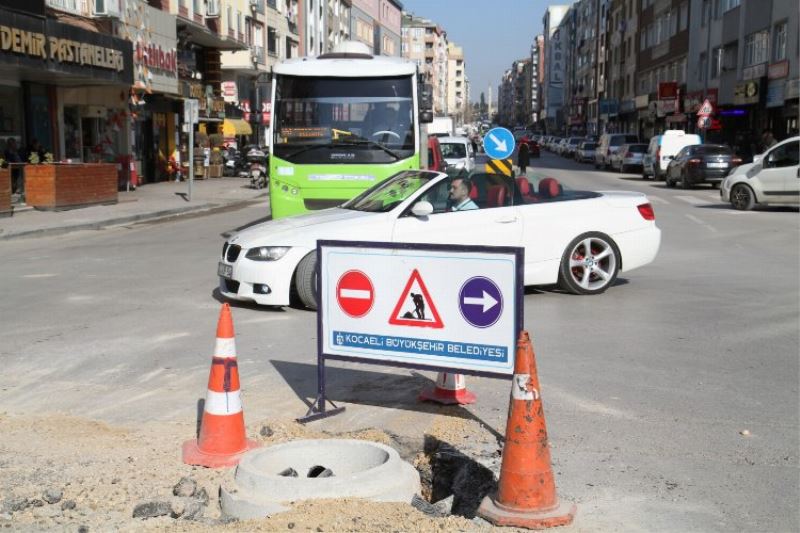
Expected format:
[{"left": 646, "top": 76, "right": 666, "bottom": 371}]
[
  {"left": 334, "top": 138, "right": 402, "bottom": 160},
  {"left": 282, "top": 144, "right": 333, "bottom": 159}
]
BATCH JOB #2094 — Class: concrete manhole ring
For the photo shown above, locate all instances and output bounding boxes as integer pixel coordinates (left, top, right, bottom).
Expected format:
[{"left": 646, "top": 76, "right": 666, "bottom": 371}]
[{"left": 220, "top": 439, "right": 421, "bottom": 519}]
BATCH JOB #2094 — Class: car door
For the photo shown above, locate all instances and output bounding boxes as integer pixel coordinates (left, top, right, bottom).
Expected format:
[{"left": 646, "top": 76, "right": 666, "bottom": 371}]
[
  {"left": 392, "top": 174, "right": 523, "bottom": 249},
  {"left": 758, "top": 140, "right": 800, "bottom": 201}
]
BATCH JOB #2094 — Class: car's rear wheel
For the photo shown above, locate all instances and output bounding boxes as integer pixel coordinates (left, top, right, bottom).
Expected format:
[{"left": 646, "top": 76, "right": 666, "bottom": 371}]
[
  {"left": 680, "top": 172, "right": 690, "bottom": 189},
  {"left": 295, "top": 252, "right": 318, "bottom": 310},
  {"left": 730, "top": 184, "right": 755, "bottom": 211},
  {"left": 558, "top": 233, "right": 620, "bottom": 295}
]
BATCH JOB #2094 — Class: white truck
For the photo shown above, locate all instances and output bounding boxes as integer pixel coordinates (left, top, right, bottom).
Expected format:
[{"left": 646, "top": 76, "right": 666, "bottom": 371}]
[{"left": 426, "top": 116, "right": 453, "bottom": 137}]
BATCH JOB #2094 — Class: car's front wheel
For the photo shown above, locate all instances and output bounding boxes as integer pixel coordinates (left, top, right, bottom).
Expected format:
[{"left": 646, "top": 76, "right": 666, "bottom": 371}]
[
  {"left": 730, "top": 183, "right": 755, "bottom": 211},
  {"left": 558, "top": 233, "right": 620, "bottom": 295},
  {"left": 294, "top": 252, "right": 318, "bottom": 310}
]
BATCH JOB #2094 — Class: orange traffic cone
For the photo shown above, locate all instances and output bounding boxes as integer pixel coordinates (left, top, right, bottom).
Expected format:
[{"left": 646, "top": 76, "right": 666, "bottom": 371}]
[
  {"left": 477, "top": 331, "right": 576, "bottom": 529},
  {"left": 419, "top": 372, "right": 476, "bottom": 405},
  {"left": 182, "top": 303, "right": 259, "bottom": 468}
]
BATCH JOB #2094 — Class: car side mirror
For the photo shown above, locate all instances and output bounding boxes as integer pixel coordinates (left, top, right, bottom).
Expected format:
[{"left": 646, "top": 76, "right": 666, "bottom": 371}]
[
  {"left": 411, "top": 201, "right": 433, "bottom": 217},
  {"left": 668, "top": 155, "right": 675, "bottom": 160}
]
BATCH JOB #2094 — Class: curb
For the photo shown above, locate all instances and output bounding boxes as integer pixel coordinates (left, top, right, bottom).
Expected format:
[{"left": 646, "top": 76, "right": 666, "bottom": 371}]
[{"left": 0, "top": 197, "right": 265, "bottom": 241}]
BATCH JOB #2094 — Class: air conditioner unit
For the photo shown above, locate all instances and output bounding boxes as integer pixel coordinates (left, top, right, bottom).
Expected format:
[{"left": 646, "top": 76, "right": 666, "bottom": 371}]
[{"left": 206, "top": 0, "right": 220, "bottom": 18}]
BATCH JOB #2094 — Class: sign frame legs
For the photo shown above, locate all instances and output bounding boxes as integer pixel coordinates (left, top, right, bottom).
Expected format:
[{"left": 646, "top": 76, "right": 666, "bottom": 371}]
[{"left": 297, "top": 354, "right": 345, "bottom": 423}]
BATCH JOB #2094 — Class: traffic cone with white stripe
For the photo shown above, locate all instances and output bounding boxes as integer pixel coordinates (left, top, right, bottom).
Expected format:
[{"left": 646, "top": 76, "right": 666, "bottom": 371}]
[
  {"left": 477, "top": 331, "right": 576, "bottom": 528},
  {"left": 182, "top": 303, "right": 259, "bottom": 468},
  {"left": 419, "top": 372, "right": 476, "bottom": 405}
]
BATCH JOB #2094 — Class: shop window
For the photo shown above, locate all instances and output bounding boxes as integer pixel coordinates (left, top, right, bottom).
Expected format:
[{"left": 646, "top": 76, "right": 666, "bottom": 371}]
[
  {"left": 64, "top": 106, "right": 81, "bottom": 160},
  {"left": 0, "top": 86, "right": 22, "bottom": 141}
]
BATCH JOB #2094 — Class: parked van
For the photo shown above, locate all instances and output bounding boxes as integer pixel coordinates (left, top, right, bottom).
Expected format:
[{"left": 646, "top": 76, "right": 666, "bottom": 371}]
[
  {"left": 438, "top": 136, "right": 476, "bottom": 173},
  {"left": 643, "top": 130, "right": 702, "bottom": 180},
  {"left": 595, "top": 133, "right": 639, "bottom": 169}
]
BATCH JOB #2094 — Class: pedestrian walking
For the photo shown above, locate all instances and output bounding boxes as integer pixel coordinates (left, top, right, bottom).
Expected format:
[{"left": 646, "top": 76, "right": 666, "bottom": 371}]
[{"left": 517, "top": 142, "right": 530, "bottom": 175}]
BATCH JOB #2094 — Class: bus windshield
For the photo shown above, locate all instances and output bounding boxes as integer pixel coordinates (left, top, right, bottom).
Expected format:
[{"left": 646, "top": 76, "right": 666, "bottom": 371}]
[{"left": 273, "top": 75, "right": 415, "bottom": 164}]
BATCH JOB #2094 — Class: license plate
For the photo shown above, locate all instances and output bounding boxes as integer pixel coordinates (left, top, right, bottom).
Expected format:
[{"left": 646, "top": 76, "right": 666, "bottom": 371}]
[
  {"left": 218, "top": 262, "right": 233, "bottom": 279},
  {"left": 708, "top": 162, "right": 728, "bottom": 168}
]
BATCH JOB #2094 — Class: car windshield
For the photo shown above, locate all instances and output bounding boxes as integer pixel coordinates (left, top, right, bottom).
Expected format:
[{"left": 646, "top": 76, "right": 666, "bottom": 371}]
[
  {"left": 341, "top": 171, "right": 437, "bottom": 212},
  {"left": 582, "top": 143, "right": 597, "bottom": 149},
  {"left": 273, "top": 75, "right": 415, "bottom": 164},
  {"left": 440, "top": 143, "right": 467, "bottom": 158},
  {"left": 569, "top": 138, "right": 582, "bottom": 145},
  {"left": 611, "top": 135, "right": 639, "bottom": 146},
  {"left": 627, "top": 145, "right": 647, "bottom": 153}
]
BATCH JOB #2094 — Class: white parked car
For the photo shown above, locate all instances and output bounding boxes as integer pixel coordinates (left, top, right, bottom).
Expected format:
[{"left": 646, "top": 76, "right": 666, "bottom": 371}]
[
  {"left": 720, "top": 136, "right": 799, "bottom": 210},
  {"left": 218, "top": 170, "right": 662, "bottom": 309},
  {"left": 438, "top": 136, "right": 476, "bottom": 173}
]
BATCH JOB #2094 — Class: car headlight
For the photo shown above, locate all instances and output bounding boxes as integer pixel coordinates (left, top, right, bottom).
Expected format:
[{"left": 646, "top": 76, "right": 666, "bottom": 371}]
[{"left": 245, "top": 246, "right": 291, "bottom": 261}]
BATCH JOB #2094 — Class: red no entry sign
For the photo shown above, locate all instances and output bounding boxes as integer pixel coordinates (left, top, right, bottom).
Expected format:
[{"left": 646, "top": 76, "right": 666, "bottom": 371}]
[{"left": 336, "top": 270, "right": 374, "bottom": 318}]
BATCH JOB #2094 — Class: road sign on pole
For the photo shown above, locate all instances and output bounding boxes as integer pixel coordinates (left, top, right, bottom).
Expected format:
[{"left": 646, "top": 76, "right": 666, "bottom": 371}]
[
  {"left": 698, "top": 99, "right": 714, "bottom": 116},
  {"left": 483, "top": 127, "right": 515, "bottom": 160}
]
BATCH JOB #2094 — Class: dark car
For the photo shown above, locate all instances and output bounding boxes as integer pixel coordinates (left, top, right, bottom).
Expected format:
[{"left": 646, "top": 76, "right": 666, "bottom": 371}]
[
  {"left": 665, "top": 144, "right": 743, "bottom": 188},
  {"left": 517, "top": 136, "right": 541, "bottom": 158}
]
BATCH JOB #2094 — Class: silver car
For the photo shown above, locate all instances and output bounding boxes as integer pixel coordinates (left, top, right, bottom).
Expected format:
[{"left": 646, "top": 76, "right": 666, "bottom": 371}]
[
  {"left": 610, "top": 143, "right": 648, "bottom": 173},
  {"left": 575, "top": 141, "right": 598, "bottom": 163}
]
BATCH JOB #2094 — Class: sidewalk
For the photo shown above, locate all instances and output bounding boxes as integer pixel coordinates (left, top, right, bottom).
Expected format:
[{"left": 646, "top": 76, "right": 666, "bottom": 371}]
[{"left": 0, "top": 177, "right": 268, "bottom": 241}]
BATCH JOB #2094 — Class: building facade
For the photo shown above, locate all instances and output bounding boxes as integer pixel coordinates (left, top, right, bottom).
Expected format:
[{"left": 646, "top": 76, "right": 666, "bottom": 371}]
[
  {"left": 542, "top": 4, "right": 571, "bottom": 133},
  {"left": 350, "top": 0, "right": 401, "bottom": 56},
  {"left": 401, "top": 12, "right": 447, "bottom": 114},
  {"left": 687, "top": 0, "right": 798, "bottom": 148},
  {"left": 446, "top": 42, "right": 468, "bottom": 127}
]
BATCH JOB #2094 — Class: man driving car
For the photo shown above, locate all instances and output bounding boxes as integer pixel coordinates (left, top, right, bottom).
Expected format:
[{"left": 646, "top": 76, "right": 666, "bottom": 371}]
[{"left": 449, "top": 176, "right": 478, "bottom": 211}]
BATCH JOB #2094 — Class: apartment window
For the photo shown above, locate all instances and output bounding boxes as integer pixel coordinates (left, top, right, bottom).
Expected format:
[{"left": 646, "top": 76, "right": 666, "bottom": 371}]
[
  {"left": 356, "top": 19, "right": 372, "bottom": 44},
  {"left": 413, "top": 42, "right": 422, "bottom": 53},
  {"left": 679, "top": 2, "right": 688, "bottom": 31},
  {"left": 640, "top": 31, "right": 646, "bottom": 51},
  {"left": 701, "top": 0, "right": 709, "bottom": 27},
  {"left": 237, "top": 11, "right": 242, "bottom": 37},
  {"left": 267, "top": 27, "right": 277, "bottom": 55},
  {"left": 382, "top": 35, "right": 395, "bottom": 55},
  {"left": 744, "top": 30, "right": 769, "bottom": 66},
  {"left": 267, "top": 0, "right": 276, "bottom": 8},
  {"left": 723, "top": 43, "right": 738, "bottom": 70},
  {"left": 193, "top": 0, "right": 200, "bottom": 14},
  {"left": 722, "top": 0, "right": 740, "bottom": 12},
  {"left": 711, "top": 46, "right": 722, "bottom": 78},
  {"left": 773, "top": 21, "right": 787, "bottom": 61},
  {"left": 226, "top": 5, "right": 232, "bottom": 28}
]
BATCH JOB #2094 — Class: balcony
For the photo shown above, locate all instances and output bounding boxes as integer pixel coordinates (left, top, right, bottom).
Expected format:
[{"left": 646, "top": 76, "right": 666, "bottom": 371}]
[{"left": 46, "top": 0, "right": 88, "bottom": 16}]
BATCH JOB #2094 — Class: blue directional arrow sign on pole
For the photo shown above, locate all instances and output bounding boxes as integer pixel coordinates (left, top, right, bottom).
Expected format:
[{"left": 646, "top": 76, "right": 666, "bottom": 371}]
[{"left": 483, "top": 127, "right": 515, "bottom": 160}]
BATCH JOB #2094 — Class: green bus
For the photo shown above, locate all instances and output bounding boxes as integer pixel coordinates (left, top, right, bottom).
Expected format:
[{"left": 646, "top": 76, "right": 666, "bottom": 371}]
[{"left": 269, "top": 41, "right": 431, "bottom": 219}]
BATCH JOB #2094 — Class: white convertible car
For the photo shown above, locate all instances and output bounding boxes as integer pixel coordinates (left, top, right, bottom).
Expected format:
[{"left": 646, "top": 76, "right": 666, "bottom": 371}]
[{"left": 218, "top": 170, "right": 661, "bottom": 309}]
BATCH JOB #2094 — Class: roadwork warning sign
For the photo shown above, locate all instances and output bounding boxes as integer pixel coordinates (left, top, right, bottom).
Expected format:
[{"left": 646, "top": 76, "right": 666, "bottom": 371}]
[
  {"left": 389, "top": 269, "right": 444, "bottom": 328},
  {"left": 318, "top": 241, "right": 523, "bottom": 376}
]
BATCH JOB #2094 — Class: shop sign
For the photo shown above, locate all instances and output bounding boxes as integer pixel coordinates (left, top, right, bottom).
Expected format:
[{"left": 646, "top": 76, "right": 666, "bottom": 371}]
[
  {"left": 665, "top": 113, "right": 687, "bottom": 124},
  {"left": 599, "top": 98, "right": 618, "bottom": 116},
  {"left": 0, "top": 0, "right": 45, "bottom": 16},
  {"left": 634, "top": 94, "right": 649, "bottom": 109},
  {"left": 786, "top": 79, "right": 800, "bottom": 100},
  {"left": 766, "top": 81, "right": 785, "bottom": 108},
  {"left": 657, "top": 98, "right": 677, "bottom": 117},
  {"left": 222, "top": 81, "right": 238, "bottom": 103},
  {"left": 742, "top": 62, "right": 766, "bottom": 81},
  {"left": 683, "top": 91, "right": 703, "bottom": 113},
  {"left": 0, "top": 13, "right": 132, "bottom": 84},
  {"left": 261, "top": 101, "right": 270, "bottom": 125},
  {"left": 733, "top": 80, "right": 761, "bottom": 105},
  {"left": 768, "top": 60, "right": 788, "bottom": 80},
  {"left": 619, "top": 99, "right": 636, "bottom": 113},
  {"left": 658, "top": 82, "right": 678, "bottom": 100}
]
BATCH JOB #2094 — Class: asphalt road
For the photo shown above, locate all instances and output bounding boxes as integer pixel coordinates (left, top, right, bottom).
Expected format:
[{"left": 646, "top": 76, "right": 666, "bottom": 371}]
[{"left": 0, "top": 153, "right": 797, "bottom": 531}]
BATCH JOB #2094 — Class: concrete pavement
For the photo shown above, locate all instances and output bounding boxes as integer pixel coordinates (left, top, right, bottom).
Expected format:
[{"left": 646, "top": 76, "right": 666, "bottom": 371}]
[{"left": 0, "top": 177, "right": 268, "bottom": 240}]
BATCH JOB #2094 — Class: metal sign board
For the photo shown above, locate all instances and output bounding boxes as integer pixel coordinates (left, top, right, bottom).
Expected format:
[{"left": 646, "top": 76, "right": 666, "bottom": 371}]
[
  {"left": 301, "top": 240, "right": 524, "bottom": 422},
  {"left": 483, "top": 127, "right": 515, "bottom": 160}
]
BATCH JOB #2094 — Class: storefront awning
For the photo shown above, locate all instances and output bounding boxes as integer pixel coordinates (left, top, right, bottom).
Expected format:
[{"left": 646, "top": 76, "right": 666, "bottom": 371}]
[{"left": 222, "top": 119, "right": 252, "bottom": 136}]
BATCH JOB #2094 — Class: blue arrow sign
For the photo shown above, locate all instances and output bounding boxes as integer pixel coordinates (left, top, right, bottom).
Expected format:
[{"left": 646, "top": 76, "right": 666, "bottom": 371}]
[
  {"left": 482, "top": 127, "right": 515, "bottom": 160},
  {"left": 459, "top": 276, "right": 503, "bottom": 328}
]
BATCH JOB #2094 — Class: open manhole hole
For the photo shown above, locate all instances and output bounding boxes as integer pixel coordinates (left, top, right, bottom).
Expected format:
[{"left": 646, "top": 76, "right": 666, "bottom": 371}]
[{"left": 221, "top": 439, "right": 420, "bottom": 519}]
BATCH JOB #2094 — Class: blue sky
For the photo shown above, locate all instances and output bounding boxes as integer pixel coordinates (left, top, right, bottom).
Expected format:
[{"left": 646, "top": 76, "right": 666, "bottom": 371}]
[{"left": 400, "top": 0, "right": 549, "bottom": 103}]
